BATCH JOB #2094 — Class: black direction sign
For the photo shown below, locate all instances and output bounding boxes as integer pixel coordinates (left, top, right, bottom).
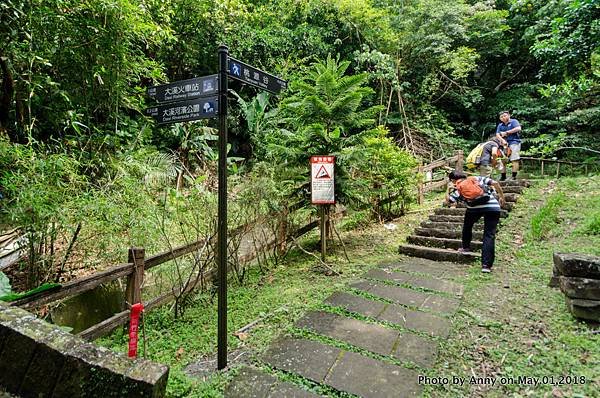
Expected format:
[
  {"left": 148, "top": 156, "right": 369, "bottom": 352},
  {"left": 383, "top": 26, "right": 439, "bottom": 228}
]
[
  {"left": 227, "top": 57, "right": 287, "bottom": 94},
  {"left": 145, "top": 96, "right": 218, "bottom": 124},
  {"left": 147, "top": 75, "right": 218, "bottom": 103}
]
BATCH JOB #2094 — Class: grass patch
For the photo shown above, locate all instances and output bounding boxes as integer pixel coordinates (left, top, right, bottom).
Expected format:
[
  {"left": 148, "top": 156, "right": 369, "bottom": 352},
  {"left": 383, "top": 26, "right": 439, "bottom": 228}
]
[
  {"left": 97, "top": 179, "right": 600, "bottom": 397},
  {"left": 530, "top": 191, "right": 566, "bottom": 240},
  {"left": 97, "top": 194, "right": 437, "bottom": 397},
  {"left": 425, "top": 176, "right": 600, "bottom": 398}
]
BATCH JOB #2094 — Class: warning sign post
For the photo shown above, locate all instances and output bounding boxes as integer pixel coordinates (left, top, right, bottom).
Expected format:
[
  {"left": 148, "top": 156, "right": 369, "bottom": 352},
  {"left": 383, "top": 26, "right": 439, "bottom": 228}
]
[
  {"left": 311, "top": 156, "right": 335, "bottom": 204},
  {"left": 311, "top": 156, "right": 335, "bottom": 261}
]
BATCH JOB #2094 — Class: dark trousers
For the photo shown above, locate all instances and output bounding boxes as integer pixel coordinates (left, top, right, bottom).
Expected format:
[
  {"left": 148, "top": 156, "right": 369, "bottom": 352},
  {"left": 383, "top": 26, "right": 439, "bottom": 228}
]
[{"left": 462, "top": 210, "right": 501, "bottom": 267}]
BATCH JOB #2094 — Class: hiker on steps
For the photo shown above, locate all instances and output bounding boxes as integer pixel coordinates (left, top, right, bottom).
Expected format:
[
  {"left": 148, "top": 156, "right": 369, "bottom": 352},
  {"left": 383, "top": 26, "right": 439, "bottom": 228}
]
[
  {"left": 496, "top": 110, "right": 522, "bottom": 180},
  {"left": 479, "top": 136, "right": 507, "bottom": 178},
  {"left": 445, "top": 171, "right": 506, "bottom": 273}
]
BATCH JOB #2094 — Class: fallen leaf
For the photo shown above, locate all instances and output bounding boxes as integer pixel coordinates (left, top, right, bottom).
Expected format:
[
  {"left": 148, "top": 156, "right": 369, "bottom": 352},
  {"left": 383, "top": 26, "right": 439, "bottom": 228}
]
[
  {"left": 175, "top": 347, "right": 184, "bottom": 360},
  {"left": 233, "top": 331, "right": 249, "bottom": 341}
]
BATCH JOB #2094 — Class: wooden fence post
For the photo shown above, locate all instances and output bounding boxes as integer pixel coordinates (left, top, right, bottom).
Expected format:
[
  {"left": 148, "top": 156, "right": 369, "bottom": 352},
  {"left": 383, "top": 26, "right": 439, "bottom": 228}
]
[
  {"left": 541, "top": 160, "right": 544, "bottom": 176},
  {"left": 455, "top": 150, "right": 464, "bottom": 171},
  {"left": 556, "top": 162, "right": 560, "bottom": 178},
  {"left": 417, "top": 164, "right": 424, "bottom": 205},
  {"left": 126, "top": 247, "right": 145, "bottom": 306},
  {"left": 278, "top": 210, "right": 288, "bottom": 255}
]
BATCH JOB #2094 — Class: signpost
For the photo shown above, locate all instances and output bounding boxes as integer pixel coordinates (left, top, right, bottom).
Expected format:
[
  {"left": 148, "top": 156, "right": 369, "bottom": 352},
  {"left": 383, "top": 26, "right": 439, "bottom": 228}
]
[
  {"left": 145, "top": 97, "right": 218, "bottom": 124},
  {"left": 147, "top": 75, "right": 218, "bottom": 103},
  {"left": 227, "top": 57, "right": 288, "bottom": 94},
  {"left": 310, "top": 156, "right": 335, "bottom": 261},
  {"left": 145, "top": 45, "right": 287, "bottom": 371}
]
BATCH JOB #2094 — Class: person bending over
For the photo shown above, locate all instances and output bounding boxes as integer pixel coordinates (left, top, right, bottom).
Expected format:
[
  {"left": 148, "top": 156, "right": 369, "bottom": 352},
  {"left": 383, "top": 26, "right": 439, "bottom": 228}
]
[{"left": 445, "top": 171, "right": 506, "bottom": 273}]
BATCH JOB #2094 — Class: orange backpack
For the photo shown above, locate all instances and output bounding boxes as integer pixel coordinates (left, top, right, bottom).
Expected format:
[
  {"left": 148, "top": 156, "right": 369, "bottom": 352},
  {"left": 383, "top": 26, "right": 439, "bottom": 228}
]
[{"left": 456, "top": 177, "right": 490, "bottom": 205}]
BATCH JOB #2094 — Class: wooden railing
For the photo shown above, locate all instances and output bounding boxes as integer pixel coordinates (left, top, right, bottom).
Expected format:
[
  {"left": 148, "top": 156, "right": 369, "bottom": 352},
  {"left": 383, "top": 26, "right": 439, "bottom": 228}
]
[
  {"left": 8, "top": 154, "right": 469, "bottom": 338},
  {"left": 416, "top": 150, "right": 463, "bottom": 204},
  {"left": 520, "top": 157, "right": 595, "bottom": 178},
  {"left": 8, "top": 206, "right": 335, "bottom": 340}
]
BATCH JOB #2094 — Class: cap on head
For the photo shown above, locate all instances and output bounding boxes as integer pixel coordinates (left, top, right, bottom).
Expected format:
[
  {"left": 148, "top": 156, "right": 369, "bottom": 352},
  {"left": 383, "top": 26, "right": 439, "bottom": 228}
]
[
  {"left": 499, "top": 110, "right": 510, "bottom": 117},
  {"left": 448, "top": 170, "right": 467, "bottom": 181}
]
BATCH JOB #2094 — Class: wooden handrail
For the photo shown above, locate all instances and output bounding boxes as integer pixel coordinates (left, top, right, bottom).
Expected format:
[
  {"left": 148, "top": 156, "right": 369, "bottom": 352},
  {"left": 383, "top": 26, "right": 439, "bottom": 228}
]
[
  {"left": 77, "top": 214, "right": 329, "bottom": 341},
  {"left": 520, "top": 157, "right": 590, "bottom": 166},
  {"left": 11, "top": 262, "right": 135, "bottom": 309},
  {"left": 145, "top": 239, "right": 207, "bottom": 270}
]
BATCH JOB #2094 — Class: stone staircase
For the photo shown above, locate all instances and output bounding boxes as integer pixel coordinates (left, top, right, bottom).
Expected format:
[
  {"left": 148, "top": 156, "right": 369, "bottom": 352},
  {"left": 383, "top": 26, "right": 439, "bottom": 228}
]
[
  {"left": 398, "top": 180, "right": 529, "bottom": 264},
  {"left": 222, "top": 179, "right": 530, "bottom": 398}
]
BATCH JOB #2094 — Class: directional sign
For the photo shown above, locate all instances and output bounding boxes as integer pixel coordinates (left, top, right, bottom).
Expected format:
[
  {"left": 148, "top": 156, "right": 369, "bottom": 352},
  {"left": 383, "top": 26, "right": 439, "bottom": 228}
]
[
  {"left": 145, "top": 96, "right": 218, "bottom": 124},
  {"left": 147, "top": 75, "right": 218, "bottom": 103},
  {"left": 227, "top": 57, "right": 288, "bottom": 94}
]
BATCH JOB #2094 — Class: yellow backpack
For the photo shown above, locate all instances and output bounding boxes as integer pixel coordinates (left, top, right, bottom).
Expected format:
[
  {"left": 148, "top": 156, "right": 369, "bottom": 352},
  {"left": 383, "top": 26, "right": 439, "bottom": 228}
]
[{"left": 466, "top": 143, "right": 486, "bottom": 169}]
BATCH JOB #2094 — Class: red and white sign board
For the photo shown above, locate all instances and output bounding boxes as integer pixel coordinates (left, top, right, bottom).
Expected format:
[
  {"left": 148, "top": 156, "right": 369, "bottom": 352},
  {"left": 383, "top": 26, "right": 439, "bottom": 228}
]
[{"left": 311, "top": 156, "right": 335, "bottom": 204}]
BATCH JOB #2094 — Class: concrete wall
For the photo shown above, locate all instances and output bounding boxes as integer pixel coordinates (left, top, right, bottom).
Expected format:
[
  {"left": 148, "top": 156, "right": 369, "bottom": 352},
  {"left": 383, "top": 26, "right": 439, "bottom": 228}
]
[{"left": 0, "top": 301, "right": 169, "bottom": 397}]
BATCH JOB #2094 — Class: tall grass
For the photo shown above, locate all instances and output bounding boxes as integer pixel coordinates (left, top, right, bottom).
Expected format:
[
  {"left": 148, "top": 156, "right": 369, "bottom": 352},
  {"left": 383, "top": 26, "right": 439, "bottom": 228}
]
[{"left": 530, "top": 192, "right": 566, "bottom": 239}]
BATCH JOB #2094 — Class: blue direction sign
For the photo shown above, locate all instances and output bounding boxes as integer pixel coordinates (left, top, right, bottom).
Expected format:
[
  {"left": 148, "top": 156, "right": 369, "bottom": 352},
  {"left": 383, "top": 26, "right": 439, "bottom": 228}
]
[
  {"left": 147, "top": 75, "right": 218, "bottom": 103},
  {"left": 227, "top": 57, "right": 287, "bottom": 94},
  {"left": 145, "top": 96, "right": 218, "bottom": 124}
]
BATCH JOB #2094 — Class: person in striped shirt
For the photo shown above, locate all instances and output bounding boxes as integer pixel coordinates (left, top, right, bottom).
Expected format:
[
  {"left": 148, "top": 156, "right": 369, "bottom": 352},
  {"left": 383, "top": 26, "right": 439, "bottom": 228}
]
[{"left": 445, "top": 171, "right": 506, "bottom": 273}]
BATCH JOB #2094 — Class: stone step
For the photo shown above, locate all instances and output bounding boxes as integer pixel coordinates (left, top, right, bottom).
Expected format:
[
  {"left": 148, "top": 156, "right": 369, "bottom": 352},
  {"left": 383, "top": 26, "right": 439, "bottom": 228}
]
[
  {"left": 262, "top": 338, "right": 423, "bottom": 397},
  {"left": 225, "top": 366, "right": 323, "bottom": 397},
  {"left": 414, "top": 227, "right": 483, "bottom": 240},
  {"left": 350, "top": 279, "right": 461, "bottom": 314},
  {"left": 457, "top": 202, "right": 513, "bottom": 211},
  {"left": 499, "top": 179, "right": 529, "bottom": 187},
  {"left": 398, "top": 244, "right": 480, "bottom": 264},
  {"left": 501, "top": 185, "right": 524, "bottom": 194},
  {"left": 434, "top": 208, "right": 509, "bottom": 218},
  {"left": 564, "top": 297, "right": 600, "bottom": 322},
  {"left": 363, "top": 268, "right": 464, "bottom": 296},
  {"left": 559, "top": 276, "right": 600, "bottom": 300},
  {"left": 419, "top": 221, "right": 483, "bottom": 232},
  {"left": 503, "top": 193, "right": 519, "bottom": 202},
  {"left": 382, "top": 258, "right": 470, "bottom": 279},
  {"left": 296, "top": 311, "right": 438, "bottom": 368},
  {"left": 427, "top": 214, "right": 504, "bottom": 226},
  {"left": 324, "top": 291, "right": 452, "bottom": 338},
  {"left": 428, "top": 214, "right": 472, "bottom": 223},
  {"left": 553, "top": 253, "right": 600, "bottom": 279},
  {"left": 407, "top": 235, "right": 483, "bottom": 251}
]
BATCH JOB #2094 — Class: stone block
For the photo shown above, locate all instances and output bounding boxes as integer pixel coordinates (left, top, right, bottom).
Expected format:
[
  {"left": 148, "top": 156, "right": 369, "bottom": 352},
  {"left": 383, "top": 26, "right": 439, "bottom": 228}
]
[
  {"left": 325, "top": 350, "right": 422, "bottom": 397},
  {"left": 125, "top": 358, "right": 170, "bottom": 398},
  {"left": 554, "top": 253, "right": 600, "bottom": 279},
  {"left": 0, "top": 301, "right": 168, "bottom": 398},
  {"left": 262, "top": 338, "right": 340, "bottom": 383},
  {"left": 559, "top": 277, "right": 600, "bottom": 300},
  {"left": 20, "top": 341, "right": 66, "bottom": 397},
  {"left": 565, "top": 297, "right": 600, "bottom": 322},
  {"left": 224, "top": 366, "right": 276, "bottom": 398},
  {"left": 0, "top": 331, "right": 36, "bottom": 394}
]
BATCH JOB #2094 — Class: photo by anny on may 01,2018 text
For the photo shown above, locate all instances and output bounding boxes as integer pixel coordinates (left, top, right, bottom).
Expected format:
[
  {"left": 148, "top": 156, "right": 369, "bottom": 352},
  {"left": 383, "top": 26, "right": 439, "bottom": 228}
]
[{"left": 418, "top": 374, "right": 587, "bottom": 388}]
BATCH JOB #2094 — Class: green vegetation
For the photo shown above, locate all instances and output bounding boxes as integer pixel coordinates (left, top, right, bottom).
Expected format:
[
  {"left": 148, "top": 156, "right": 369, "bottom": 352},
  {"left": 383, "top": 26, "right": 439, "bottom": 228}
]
[
  {"left": 99, "top": 178, "right": 600, "bottom": 397},
  {"left": 530, "top": 191, "right": 566, "bottom": 240},
  {"left": 426, "top": 176, "right": 600, "bottom": 397},
  {"left": 1, "top": 1, "right": 599, "bottom": 396}
]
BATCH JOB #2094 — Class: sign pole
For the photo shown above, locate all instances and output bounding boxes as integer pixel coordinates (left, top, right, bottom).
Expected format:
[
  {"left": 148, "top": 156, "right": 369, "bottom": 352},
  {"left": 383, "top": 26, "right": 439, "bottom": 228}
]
[
  {"left": 320, "top": 205, "right": 327, "bottom": 261},
  {"left": 217, "top": 44, "right": 229, "bottom": 370}
]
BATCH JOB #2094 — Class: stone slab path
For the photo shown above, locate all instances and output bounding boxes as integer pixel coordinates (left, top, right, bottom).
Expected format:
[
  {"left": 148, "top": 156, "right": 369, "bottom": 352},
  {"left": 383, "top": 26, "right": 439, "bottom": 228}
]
[
  {"left": 225, "top": 182, "right": 528, "bottom": 397},
  {"left": 225, "top": 256, "right": 469, "bottom": 397}
]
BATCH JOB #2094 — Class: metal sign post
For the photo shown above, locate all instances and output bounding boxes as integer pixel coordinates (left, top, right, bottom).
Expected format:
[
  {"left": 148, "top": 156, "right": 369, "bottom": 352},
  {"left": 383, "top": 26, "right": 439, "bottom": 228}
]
[
  {"left": 145, "top": 45, "right": 287, "bottom": 372},
  {"left": 310, "top": 156, "right": 335, "bottom": 261},
  {"left": 217, "top": 44, "right": 229, "bottom": 371}
]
